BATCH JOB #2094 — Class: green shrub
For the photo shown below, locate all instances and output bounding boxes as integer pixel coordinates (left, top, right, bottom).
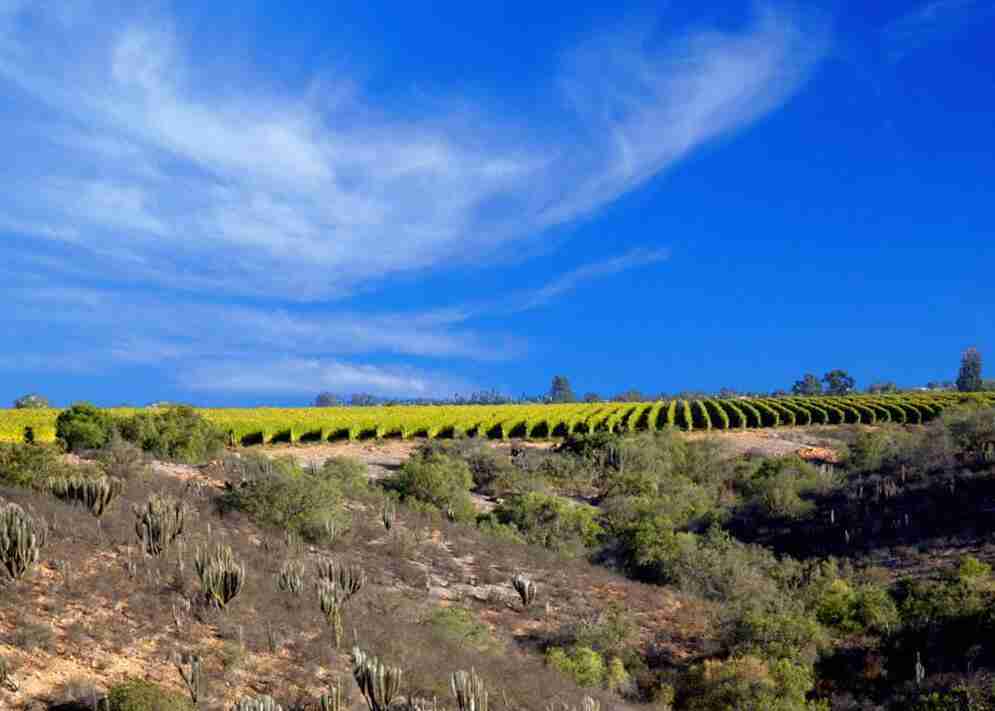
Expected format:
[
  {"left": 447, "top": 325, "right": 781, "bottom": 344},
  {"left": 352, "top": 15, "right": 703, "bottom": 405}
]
[
  {"left": 681, "top": 656, "right": 825, "bottom": 711},
  {"left": 106, "top": 677, "right": 194, "bottom": 711},
  {"left": 425, "top": 606, "right": 498, "bottom": 652},
  {"left": 117, "top": 406, "right": 226, "bottom": 463},
  {"left": 392, "top": 452, "right": 475, "bottom": 522},
  {"left": 0, "top": 442, "right": 67, "bottom": 488},
  {"left": 545, "top": 645, "right": 606, "bottom": 688},
  {"left": 318, "top": 456, "right": 370, "bottom": 498},
  {"left": 494, "top": 491, "right": 602, "bottom": 554},
  {"left": 221, "top": 454, "right": 344, "bottom": 533},
  {"left": 55, "top": 403, "right": 116, "bottom": 452}
]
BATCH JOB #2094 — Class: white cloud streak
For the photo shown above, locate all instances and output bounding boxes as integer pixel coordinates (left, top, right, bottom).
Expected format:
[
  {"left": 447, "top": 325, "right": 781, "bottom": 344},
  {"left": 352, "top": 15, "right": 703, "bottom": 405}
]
[
  {"left": 0, "top": 3, "right": 825, "bottom": 300},
  {"left": 882, "top": 0, "right": 995, "bottom": 60}
]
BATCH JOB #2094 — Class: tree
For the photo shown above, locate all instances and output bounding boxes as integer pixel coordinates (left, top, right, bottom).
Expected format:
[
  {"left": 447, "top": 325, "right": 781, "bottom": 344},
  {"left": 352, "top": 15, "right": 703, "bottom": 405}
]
[
  {"left": 957, "top": 347, "right": 983, "bottom": 392},
  {"left": 582, "top": 392, "right": 602, "bottom": 403},
  {"left": 315, "top": 392, "right": 340, "bottom": 407},
  {"left": 549, "top": 376, "right": 575, "bottom": 403},
  {"left": 822, "top": 370, "right": 855, "bottom": 396},
  {"left": 349, "top": 393, "right": 377, "bottom": 407},
  {"left": 866, "top": 381, "right": 898, "bottom": 394},
  {"left": 13, "top": 393, "right": 49, "bottom": 409},
  {"left": 791, "top": 374, "right": 822, "bottom": 396},
  {"left": 612, "top": 389, "right": 644, "bottom": 402}
]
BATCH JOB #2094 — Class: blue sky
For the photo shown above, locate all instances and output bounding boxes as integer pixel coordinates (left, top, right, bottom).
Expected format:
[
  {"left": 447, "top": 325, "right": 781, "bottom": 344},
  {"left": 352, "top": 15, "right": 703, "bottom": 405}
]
[{"left": 1, "top": 0, "right": 992, "bottom": 406}]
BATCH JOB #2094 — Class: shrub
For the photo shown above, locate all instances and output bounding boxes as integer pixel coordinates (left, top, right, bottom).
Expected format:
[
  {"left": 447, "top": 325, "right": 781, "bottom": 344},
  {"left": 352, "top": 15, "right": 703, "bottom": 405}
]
[
  {"left": 106, "top": 678, "right": 194, "bottom": 711},
  {"left": 392, "top": 452, "right": 475, "bottom": 522},
  {"left": 55, "top": 403, "right": 116, "bottom": 452},
  {"left": 117, "top": 406, "right": 226, "bottom": 463},
  {"left": 319, "top": 456, "right": 370, "bottom": 498},
  {"left": 13, "top": 393, "right": 49, "bottom": 409},
  {"left": 545, "top": 645, "right": 606, "bottom": 688},
  {"left": 221, "top": 454, "right": 343, "bottom": 533},
  {"left": 0, "top": 442, "right": 67, "bottom": 488},
  {"left": 680, "top": 656, "right": 825, "bottom": 711},
  {"left": 425, "top": 606, "right": 498, "bottom": 652},
  {"left": 96, "top": 435, "right": 150, "bottom": 480},
  {"left": 494, "top": 491, "right": 602, "bottom": 555}
]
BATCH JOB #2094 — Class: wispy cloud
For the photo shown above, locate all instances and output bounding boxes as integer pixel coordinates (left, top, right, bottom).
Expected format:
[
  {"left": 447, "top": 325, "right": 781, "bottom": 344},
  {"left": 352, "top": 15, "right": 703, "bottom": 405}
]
[
  {"left": 0, "top": 3, "right": 825, "bottom": 300},
  {"left": 179, "top": 358, "right": 471, "bottom": 398},
  {"left": 882, "top": 0, "right": 995, "bottom": 60}
]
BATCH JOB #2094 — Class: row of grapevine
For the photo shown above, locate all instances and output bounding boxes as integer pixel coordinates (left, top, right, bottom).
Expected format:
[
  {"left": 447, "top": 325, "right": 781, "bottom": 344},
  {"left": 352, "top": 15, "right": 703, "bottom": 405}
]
[{"left": 3, "top": 392, "right": 995, "bottom": 444}]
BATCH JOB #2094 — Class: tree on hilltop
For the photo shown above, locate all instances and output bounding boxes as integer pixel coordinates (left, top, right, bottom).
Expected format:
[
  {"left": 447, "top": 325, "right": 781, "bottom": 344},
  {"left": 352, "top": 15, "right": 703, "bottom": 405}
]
[
  {"left": 14, "top": 393, "right": 49, "bottom": 409},
  {"left": 957, "top": 347, "right": 983, "bottom": 392},
  {"left": 792, "top": 374, "right": 822, "bottom": 396},
  {"left": 822, "top": 370, "right": 855, "bottom": 396},
  {"left": 549, "top": 376, "right": 576, "bottom": 403}
]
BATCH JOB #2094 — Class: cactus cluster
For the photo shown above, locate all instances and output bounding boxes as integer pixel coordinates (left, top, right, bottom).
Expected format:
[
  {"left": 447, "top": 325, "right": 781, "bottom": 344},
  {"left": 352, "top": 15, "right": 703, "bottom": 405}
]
[
  {"left": 277, "top": 559, "right": 305, "bottom": 595},
  {"left": 50, "top": 475, "right": 123, "bottom": 518},
  {"left": 134, "top": 493, "right": 186, "bottom": 557},
  {"left": 451, "top": 668, "right": 487, "bottom": 711},
  {"left": 194, "top": 543, "right": 245, "bottom": 609},
  {"left": 511, "top": 574, "right": 537, "bottom": 609},
  {"left": 352, "top": 647, "right": 403, "bottom": 711},
  {"left": 319, "top": 683, "right": 346, "bottom": 711},
  {"left": 316, "top": 559, "right": 366, "bottom": 647},
  {"left": 233, "top": 696, "right": 283, "bottom": 711},
  {"left": 0, "top": 501, "right": 47, "bottom": 581}
]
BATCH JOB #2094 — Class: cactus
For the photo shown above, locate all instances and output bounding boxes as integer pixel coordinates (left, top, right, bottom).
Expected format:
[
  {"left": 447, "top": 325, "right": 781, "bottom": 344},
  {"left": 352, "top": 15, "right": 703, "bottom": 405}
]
[
  {"left": 451, "top": 668, "right": 487, "bottom": 711},
  {"left": 336, "top": 563, "right": 367, "bottom": 601},
  {"left": 278, "top": 559, "right": 305, "bottom": 595},
  {"left": 318, "top": 580, "right": 345, "bottom": 647},
  {"left": 511, "top": 574, "right": 536, "bottom": 609},
  {"left": 316, "top": 559, "right": 366, "bottom": 602},
  {"left": 0, "top": 655, "right": 19, "bottom": 692},
  {"left": 0, "top": 501, "right": 47, "bottom": 581},
  {"left": 580, "top": 698, "right": 599, "bottom": 711},
  {"left": 352, "top": 647, "right": 403, "bottom": 711},
  {"left": 319, "top": 683, "right": 346, "bottom": 711},
  {"left": 134, "top": 493, "right": 186, "bottom": 557},
  {"left": 50, "top": 475, "right": 123, "bottom": 518},
  {"left": 233, "top": 696, "right": 283, "bottom": 711},
  {"left": 382, "top": 499, "right": 396, "bottom": 531},
  {"left": 194, "top": 544, "right": 245, "bottom": 609},
  {"left": 175, "top": 652, "right": 206, "bottom": 705}
]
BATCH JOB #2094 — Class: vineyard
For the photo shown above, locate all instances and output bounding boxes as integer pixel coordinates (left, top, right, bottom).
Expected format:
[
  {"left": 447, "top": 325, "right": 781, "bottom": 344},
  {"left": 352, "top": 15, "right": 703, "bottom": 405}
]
[{"left": 3, "top": 392, "right": 995, "bottom": 446}]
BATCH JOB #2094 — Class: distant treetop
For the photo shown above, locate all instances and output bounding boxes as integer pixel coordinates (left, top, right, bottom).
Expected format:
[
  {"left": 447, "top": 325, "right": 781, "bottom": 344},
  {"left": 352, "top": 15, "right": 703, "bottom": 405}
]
[{"left": 13, "top": 393, "right": 49, "bottom": 409}]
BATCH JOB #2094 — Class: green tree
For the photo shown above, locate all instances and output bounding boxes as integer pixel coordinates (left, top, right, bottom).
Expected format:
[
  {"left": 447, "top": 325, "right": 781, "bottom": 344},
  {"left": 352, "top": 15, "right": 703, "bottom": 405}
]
[
  {"left": 791, "top": 374, "right": 822, "bottom": 396},
  {"left": 55, "top": 403, "right": 116, "bottom": 452},
  {"left": 866, "top": 381, "right": 898, "bottom": 394},
  {"left": 822, "top": 369, "right": 855, "bottom": 396},
  {"left": 549, "top": 375, "right": 576, "bottom": 403},
  {"left": 13, "top": 393, "right": 49, "bottom": 409},
  {"left": 957, "top": 347, "right": 983, "bottom": 392},
  {"left": 315, "top": 392, "right": 340, "bottom": 407}
]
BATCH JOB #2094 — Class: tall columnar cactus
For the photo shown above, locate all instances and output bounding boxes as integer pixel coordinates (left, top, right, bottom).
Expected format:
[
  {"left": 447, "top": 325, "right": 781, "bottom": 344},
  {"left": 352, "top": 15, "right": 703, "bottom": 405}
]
[
  {"left": 0, "top": 501, "right": 47, "bottom": 581},
  {"left": 451, "top": 668, "right": 487, "bottom": 711},
  {"left": 277, "top": 559, "right": 305, "bottom": 595},
  {"left": 318, "top": 580, "right": 345, "bottom": 648},
  {"left": 50, "top": 475, "right": 123, "bottom": 518},
  {"left": 194, "top": 544, "right": 245, "bottom": 609},
  {"left": 580, "top": 697, "right": 600, "bottom": 711},
  {"left": 319, "top": 683, "right": 346, "bottom": 711},
  {"left": 352, "top": 647, "right": 403, "bottom": 711},
  {"left": 134, "top": 493, "right": 186, "bottom": 557},
  {"left": 233, "top": 696, "right": 283, "bottom": 711},
  {"left": 381, "top": 499, "right": 396, "bottom": 531},
  {"left": 511, "top": 574, "right": 537, "bottom": 609},
  {"left": 336, "top": 563, "right": 367, "bottom": 601},
  {"left": 175, "top": 653, "right": 206, "bottom": 705}
]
